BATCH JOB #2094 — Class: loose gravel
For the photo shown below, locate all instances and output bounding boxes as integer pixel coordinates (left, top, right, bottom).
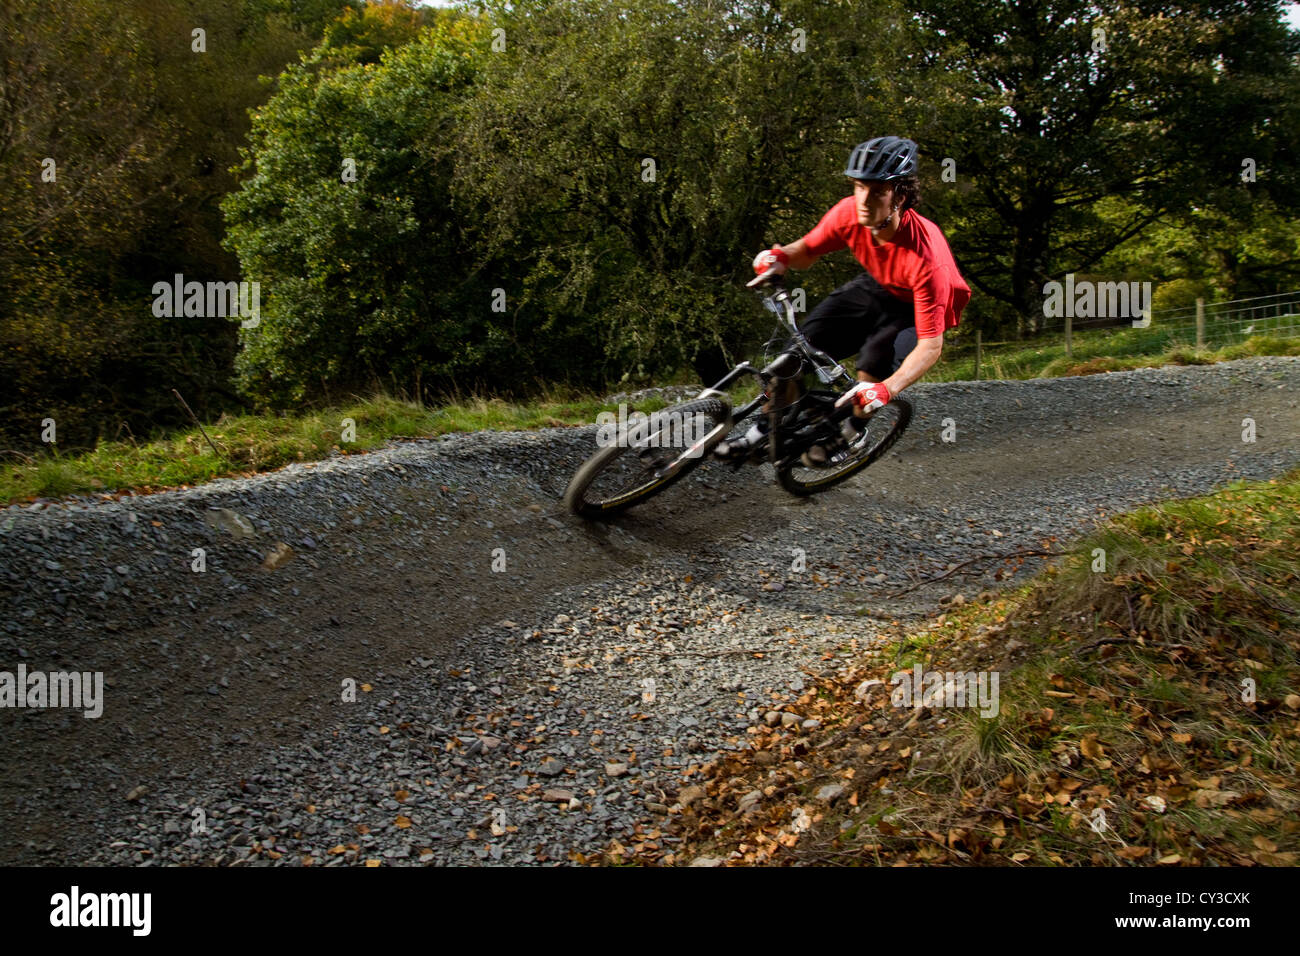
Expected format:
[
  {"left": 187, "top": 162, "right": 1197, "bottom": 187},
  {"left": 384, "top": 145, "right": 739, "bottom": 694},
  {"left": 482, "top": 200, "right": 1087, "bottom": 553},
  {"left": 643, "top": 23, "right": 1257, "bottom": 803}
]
[{"left": 1, "top": 357, "right": 1296, "bottom": 865}]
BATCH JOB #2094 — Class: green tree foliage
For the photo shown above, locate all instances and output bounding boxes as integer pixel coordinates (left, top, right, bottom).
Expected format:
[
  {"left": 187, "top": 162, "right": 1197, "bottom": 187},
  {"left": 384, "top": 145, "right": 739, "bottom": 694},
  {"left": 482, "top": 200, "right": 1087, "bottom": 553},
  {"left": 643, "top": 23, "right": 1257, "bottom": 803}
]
[
  {"left": 0, "top": 0, "right": 355, "bottom": 451},
  {"left": 909, "top": 0, "right": 1300, "bottom": 335},
  {"left": 222, "top": 16, "right": 489, "bottom": 406},
  {"left": 1095, "top": 195, "right": 1300, "bottom": 304},
  {"left": 317, "top": 0, "right": 436, "bottom": 67},
  {"left": 223, "top": 0, "right": 912, "bottom": 404},
  {"left": 1, "top": 0, "right": 158, "bottom": 449},
  {"left": 451, "top": 0, "right": 911, "bottom": 386}
]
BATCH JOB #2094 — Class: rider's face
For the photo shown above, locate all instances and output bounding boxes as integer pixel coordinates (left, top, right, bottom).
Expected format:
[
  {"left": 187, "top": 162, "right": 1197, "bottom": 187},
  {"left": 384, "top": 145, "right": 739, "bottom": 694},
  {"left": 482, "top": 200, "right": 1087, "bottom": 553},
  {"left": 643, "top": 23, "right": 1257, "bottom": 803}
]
[{"left": 853, "top": 179, "right": 896, "bottom": 229}]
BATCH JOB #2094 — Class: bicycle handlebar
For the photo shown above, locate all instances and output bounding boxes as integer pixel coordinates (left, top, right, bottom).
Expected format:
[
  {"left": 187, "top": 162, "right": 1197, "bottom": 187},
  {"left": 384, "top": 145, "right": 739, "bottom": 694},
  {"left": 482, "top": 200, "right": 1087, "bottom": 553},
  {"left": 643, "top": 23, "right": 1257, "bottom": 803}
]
[{"left": 752, "top": 275, "right": 852, "bottom": 387}]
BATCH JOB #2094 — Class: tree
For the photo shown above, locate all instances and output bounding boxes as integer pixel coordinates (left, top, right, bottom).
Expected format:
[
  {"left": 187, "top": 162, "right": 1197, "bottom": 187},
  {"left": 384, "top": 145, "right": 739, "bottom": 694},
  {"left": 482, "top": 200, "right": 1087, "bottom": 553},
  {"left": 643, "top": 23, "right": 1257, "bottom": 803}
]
[
  {"left": 1095, "top": 195, "right": 1300, "bottom": 303},
  {"left": 224, "top": 0, "right": 916, "bottom": 403},
  {"left": 316, "top": 0, "right": 435, "bottom": 68},
  {"left": 452, "top": 0, "right": 912, "bottom": 385},
  {"left": 909, "top": 0, "right": 1300, "bottom": 335},
  {"left": 0, "top": 0, "right": 358, "bottom": 450},
  {"left": 222, "top": 16, "right": 490, "bottom": 406}
]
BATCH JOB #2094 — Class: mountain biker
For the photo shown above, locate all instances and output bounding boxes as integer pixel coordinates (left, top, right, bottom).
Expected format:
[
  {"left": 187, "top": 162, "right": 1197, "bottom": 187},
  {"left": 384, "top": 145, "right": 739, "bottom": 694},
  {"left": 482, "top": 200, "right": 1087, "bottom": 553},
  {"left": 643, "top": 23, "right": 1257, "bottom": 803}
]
[{"left": 717, "top": 136, "right": 970, "bottom": 465}]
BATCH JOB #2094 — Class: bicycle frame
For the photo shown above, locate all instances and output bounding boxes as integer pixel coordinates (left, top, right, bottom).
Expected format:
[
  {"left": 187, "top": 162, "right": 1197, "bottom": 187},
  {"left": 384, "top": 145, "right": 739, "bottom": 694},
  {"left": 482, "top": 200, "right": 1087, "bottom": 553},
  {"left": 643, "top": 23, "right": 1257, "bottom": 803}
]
[
  {"left": 691, "top": 273, "right": 863, "bottom": 437},
  {"left": 640, "top": 277, "right": 856, "bottom": 477}
]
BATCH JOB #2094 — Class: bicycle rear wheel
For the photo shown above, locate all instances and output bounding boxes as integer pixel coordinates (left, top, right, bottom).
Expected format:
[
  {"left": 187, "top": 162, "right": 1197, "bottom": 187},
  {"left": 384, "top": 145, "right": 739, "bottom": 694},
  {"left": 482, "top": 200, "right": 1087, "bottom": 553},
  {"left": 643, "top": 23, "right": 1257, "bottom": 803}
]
[
  {"left": 774, "top": 396, "right": 911, "bottom": 496},
  {"left": 563, "top": 398, "right": 731, "bottom": 519}
]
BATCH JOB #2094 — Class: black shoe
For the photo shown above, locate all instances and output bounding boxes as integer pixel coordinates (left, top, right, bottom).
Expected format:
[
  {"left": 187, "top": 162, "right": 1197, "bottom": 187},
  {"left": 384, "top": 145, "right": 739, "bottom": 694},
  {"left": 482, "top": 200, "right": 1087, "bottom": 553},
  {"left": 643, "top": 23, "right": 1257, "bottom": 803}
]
[
  {"left": 714, "top": 435, "right": 762, "bottom": 461},
  {"left": 713, "top": 424, "right": 767, "bottom": 461},
  {"left": 802, "top": 416, "right": 866, "bottom": 467},
  {"left": 841, "top": 413, "right": 868, "bottom": 445}
]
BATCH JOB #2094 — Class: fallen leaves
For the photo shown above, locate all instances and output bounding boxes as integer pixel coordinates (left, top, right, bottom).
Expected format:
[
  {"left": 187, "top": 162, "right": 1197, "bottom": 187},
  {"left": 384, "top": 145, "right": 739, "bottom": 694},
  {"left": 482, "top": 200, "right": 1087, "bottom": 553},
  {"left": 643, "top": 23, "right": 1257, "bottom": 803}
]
[{"left": 610, "top": 477, "right": 1300, "bottom": 869}]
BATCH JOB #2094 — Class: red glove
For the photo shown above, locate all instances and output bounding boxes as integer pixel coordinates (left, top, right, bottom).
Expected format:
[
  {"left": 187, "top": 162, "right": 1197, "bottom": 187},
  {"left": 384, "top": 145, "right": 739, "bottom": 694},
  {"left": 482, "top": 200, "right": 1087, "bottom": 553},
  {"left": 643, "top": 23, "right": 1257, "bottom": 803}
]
[
  {"left": 746, "top": 246, "right": 789, "bottom": 287},
  {"left": 835, "top": 380, "right": 891, "bottom": 413}
]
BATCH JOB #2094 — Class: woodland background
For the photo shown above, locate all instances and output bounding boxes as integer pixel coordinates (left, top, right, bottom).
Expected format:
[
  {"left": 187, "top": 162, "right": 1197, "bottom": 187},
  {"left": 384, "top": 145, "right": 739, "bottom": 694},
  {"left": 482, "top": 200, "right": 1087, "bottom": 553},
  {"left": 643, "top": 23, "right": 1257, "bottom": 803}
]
[{"left": 2, "top": 0, "right": 1297, "bottom": 451}]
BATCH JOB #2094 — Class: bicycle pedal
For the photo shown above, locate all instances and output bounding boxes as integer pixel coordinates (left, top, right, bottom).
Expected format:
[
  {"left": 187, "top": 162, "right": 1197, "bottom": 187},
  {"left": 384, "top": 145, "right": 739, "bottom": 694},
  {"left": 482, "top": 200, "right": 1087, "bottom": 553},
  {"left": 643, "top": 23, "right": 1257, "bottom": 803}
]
[
  {"left": 803, "top": 428, "right": 855, "bottom": 466},
  {"left": 801, "top": 445, "right": 831, "bottom": 467}
]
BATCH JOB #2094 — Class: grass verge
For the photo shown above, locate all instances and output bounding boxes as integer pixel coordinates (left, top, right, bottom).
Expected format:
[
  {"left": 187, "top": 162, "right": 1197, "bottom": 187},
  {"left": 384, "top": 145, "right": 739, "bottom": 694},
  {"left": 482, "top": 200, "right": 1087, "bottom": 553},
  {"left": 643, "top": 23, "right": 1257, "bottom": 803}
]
[
  {"left": 0, "top": 391, "right": 664, "bottom": 505},
  {"left": 928, "top": 330, "right": 1300, "bottom": 382},
  {"left": 607, "top": 470, "right": 1300, "bottom": 866}
]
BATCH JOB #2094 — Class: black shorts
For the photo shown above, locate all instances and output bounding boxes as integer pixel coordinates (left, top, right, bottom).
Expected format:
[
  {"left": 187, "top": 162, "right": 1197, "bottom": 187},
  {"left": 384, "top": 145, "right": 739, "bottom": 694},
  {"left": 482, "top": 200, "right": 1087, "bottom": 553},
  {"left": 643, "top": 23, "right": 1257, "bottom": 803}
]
[{"left": 795, "top": 272, "right": 918, "bottom": 381}]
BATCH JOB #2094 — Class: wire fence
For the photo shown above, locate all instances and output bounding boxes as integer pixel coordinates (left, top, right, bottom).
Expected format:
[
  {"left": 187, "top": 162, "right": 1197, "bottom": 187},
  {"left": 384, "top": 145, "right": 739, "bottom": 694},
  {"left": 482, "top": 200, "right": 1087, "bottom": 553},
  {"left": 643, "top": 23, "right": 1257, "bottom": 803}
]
[
  {"left": 1038, "top": 290, "right": 1300, "bottom": 349},
  {"left": 931, "top": 289, "right": 1300, "bottom": 382},
  {"left": 1146, "top": 291, "right": 1300, "bottom": 349}
]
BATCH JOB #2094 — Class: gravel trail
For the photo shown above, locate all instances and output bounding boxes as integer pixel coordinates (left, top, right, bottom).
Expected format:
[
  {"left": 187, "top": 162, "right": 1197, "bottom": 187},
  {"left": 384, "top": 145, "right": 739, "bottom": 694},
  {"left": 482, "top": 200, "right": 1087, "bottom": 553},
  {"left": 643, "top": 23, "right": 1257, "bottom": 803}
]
[{"left": 1, "top": 357, "right": 1296, "bottom": 866}]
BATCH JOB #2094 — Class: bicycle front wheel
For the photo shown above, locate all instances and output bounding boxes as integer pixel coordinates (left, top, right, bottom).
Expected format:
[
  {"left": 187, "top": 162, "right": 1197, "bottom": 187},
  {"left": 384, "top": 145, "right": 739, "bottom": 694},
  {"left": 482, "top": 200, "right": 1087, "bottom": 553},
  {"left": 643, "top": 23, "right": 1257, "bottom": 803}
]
[{"left": 563, "top": 398, "right": 731, "bottom": 519}]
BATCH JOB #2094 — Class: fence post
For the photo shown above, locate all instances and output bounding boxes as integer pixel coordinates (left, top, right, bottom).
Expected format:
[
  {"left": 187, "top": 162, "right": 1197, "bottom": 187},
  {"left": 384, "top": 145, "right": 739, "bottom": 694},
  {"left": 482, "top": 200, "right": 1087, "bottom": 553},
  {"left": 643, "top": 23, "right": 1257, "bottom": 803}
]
[
  {"left": 974, "top": 330, "right": 982, "bottom": 381},
  {"left": 1064, "top": 314, "right": 1072, "bottom": 357},
  {"left": 1196, "top": 297, "right": 1205, "bottom": 350}
]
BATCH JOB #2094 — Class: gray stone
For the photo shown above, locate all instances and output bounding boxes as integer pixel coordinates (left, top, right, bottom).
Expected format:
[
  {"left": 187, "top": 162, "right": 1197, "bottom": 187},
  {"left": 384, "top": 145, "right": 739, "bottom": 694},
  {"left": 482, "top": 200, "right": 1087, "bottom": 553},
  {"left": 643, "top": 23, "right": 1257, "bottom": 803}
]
[
  {"left": 815, "top": 784, "right": 845, "bottom": 803},
  {"left": 204, "top": 508, "right": 256, "bottom": 538}
]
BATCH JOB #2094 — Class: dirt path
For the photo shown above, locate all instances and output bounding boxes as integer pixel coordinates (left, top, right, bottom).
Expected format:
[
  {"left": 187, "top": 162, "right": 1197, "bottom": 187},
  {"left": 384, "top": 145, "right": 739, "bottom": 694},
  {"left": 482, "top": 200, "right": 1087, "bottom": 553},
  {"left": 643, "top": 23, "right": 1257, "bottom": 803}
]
[{"left": 1, "top": 358, "right": 1296, "bottom": 864}]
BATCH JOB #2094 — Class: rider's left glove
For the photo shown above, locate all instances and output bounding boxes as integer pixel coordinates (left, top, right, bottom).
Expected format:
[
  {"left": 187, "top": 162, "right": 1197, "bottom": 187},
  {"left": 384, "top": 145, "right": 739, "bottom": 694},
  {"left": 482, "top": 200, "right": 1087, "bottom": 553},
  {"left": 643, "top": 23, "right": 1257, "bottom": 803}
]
[{"left": 835, "top": 380, "right": 891, "bottom": 414}]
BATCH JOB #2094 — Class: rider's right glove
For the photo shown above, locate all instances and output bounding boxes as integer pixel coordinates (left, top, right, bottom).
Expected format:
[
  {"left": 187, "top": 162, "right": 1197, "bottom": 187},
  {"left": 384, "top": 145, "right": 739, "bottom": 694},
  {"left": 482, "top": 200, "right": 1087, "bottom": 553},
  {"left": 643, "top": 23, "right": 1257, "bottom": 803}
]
[
  {"left": 746, "top": 246, "right": 789, "bottom": 287},
  {"left": 835, "top": 380, "right": 892, "bottom": 414}
]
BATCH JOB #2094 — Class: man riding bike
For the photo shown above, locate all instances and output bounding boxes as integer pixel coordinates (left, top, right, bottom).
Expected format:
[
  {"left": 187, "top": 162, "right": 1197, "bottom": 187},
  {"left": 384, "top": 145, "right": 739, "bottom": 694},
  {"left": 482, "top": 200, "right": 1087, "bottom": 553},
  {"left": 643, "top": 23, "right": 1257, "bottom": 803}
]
[{"left": 716, "top": 135, "right": 971, "bottom": 466}]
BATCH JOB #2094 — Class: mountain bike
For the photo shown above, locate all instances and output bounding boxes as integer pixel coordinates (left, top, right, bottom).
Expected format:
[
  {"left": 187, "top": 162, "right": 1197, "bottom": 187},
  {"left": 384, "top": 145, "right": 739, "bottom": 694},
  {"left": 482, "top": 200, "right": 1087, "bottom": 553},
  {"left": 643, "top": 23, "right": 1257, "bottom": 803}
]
[{"left": 563, "top": 275, "right": 913, "bottom": 519}]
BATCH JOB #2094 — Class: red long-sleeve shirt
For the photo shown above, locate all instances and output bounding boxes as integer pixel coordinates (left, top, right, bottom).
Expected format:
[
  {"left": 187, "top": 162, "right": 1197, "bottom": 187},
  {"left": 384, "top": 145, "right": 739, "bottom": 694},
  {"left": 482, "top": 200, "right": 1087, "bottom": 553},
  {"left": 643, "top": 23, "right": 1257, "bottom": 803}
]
[{"left": 801, "top": 198, "right": 971, "bottom": 339}]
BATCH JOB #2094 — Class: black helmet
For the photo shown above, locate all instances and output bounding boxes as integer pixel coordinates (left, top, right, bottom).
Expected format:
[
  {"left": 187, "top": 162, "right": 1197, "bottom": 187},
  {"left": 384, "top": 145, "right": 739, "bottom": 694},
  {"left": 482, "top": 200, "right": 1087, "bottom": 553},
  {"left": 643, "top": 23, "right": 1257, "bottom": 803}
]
[{"left": 844, "top": 136, "right": 918, "bottom": 181}]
